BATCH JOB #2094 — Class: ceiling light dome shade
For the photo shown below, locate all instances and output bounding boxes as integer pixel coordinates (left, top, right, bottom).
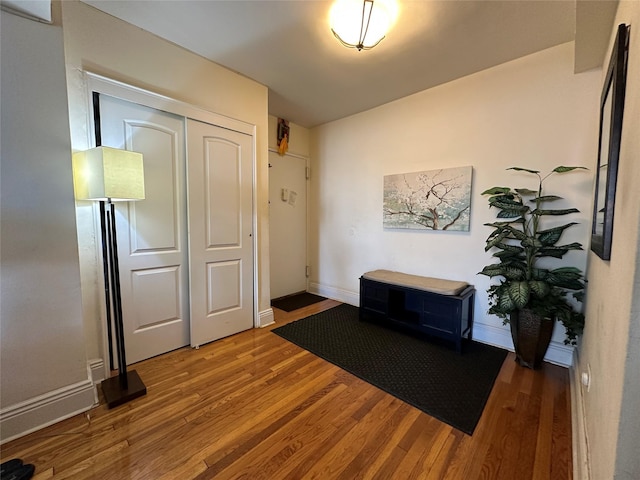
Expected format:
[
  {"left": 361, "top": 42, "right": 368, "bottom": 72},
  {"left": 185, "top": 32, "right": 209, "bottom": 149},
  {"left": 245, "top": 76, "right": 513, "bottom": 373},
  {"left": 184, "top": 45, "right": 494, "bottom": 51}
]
[{"left": 330, "top": 0, "right": 391, "bottom": 51}]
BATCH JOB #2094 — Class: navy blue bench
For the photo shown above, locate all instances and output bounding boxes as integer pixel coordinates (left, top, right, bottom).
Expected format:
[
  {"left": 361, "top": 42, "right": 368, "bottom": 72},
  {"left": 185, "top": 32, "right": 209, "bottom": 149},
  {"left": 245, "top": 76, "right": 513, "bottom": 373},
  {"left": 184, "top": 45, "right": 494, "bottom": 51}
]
[{"left": 359, "top": 270, "right": 475, "bottom": 352}]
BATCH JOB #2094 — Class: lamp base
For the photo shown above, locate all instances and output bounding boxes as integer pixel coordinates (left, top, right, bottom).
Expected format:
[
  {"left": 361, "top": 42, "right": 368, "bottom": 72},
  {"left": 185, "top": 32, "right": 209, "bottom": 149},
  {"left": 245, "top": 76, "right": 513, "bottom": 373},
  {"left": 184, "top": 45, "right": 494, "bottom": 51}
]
[{"left": 101, "top": 370, "right": 147, "bottom": 408}]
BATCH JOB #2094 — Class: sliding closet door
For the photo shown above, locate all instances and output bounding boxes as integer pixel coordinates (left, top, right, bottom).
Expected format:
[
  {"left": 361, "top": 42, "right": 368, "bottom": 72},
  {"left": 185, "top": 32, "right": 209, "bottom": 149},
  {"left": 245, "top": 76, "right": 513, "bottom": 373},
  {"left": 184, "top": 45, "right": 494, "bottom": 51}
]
[
  {"left": 186, "top": 119, "right": 254, "bottom": 347},
  {"left": 99, "top": 95, "right": 190, "bottom": 364}
]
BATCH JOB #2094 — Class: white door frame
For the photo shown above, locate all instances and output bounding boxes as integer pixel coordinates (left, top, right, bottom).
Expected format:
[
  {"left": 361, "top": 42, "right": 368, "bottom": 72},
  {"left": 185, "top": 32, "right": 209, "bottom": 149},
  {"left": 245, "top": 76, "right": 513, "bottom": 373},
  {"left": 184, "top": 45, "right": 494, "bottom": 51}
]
[{"left": 82, "top": 72, "right": 259, "bottom": 376}]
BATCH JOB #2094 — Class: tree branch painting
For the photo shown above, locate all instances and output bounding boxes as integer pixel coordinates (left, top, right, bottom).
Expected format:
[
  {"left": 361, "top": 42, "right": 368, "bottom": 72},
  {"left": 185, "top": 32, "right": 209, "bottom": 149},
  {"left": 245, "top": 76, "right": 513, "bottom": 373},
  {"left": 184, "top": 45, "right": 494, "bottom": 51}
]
[{"left": 383, "top": 166, "right": 473, "bottom": 231}]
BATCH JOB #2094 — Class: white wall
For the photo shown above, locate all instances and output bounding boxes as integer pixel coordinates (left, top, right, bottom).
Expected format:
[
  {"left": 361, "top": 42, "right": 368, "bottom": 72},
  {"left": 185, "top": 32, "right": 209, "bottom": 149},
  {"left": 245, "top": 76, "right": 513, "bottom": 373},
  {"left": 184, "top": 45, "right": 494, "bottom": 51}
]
[
  {"left": 310, "top": 42, "right": 600, "bottom": 365},
  {"left": 576, "top": 2, "right": 640, "bottom": 478},
  {"left": 60, "top": 0, "right": 271, "bottom": 361},
  {"left": 0, "top": 9, "right": 93, "bottom": 442}
]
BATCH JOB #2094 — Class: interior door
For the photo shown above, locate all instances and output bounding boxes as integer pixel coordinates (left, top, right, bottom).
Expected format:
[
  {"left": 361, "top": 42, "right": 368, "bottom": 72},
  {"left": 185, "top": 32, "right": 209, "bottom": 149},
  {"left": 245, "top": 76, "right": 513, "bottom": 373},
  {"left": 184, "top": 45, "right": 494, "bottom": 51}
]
[
  {"left": 186, "top": 119, "right": 254, "bottom": 347},
  {"left": 99, "top": 94, "right": 190, "bottom": 364},
  {"left": 268, "top": 150, "right": 308, "bottom": 299}
]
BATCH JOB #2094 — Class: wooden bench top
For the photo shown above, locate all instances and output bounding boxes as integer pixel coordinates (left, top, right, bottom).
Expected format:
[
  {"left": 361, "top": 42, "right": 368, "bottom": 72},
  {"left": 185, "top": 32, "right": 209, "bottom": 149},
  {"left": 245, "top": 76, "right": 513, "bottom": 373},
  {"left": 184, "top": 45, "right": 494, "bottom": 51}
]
[{"left": 362, "top": 269, "right": 470, "bottom": 296}]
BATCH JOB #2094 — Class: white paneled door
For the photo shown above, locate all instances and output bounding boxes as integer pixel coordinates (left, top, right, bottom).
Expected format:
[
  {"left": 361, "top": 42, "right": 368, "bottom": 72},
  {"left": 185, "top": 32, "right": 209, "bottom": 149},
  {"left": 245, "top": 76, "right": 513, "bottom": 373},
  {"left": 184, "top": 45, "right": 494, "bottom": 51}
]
[
  {"left": 186, "top": 119, "right": 254, "bottom": 347},
  {"left": 99, "top": 95, "right": 190, "bottom": 364},
  {"left": 268, "top": 150, "right": 308, "bottom": 299}
]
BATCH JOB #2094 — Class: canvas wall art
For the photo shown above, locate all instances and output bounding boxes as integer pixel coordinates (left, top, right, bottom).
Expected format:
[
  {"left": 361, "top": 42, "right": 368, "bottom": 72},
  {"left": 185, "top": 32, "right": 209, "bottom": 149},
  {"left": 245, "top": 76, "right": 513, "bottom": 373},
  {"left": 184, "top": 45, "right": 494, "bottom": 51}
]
[{"left": 383, "top": 166, "right": 473, "bottom": 231}]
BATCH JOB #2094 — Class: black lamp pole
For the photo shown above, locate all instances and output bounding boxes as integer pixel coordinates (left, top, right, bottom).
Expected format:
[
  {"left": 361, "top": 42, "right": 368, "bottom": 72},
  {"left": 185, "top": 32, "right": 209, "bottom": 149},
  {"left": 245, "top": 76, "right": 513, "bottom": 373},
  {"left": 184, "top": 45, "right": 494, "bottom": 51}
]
[
  {"left": 99, "top": 200, "right": 147, "bottom": 407},
  {"left": 93, "top": 92, "right": 146, "bottom": 408}
]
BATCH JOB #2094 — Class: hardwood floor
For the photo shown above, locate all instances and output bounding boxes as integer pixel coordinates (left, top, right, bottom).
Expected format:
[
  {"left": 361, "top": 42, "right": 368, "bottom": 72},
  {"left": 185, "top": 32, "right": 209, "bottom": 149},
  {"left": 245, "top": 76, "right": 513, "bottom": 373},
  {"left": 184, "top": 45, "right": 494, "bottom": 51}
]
[{"left": 1, "top": 300, "right": 572, "bottom": 479}]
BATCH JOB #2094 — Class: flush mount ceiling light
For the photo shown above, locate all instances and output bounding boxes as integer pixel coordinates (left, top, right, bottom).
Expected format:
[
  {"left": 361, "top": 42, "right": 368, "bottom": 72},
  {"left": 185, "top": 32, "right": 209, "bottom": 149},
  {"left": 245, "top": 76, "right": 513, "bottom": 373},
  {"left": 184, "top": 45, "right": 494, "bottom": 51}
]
[{"left": 330, "top": 0, "right": 396, "bottom": 51}]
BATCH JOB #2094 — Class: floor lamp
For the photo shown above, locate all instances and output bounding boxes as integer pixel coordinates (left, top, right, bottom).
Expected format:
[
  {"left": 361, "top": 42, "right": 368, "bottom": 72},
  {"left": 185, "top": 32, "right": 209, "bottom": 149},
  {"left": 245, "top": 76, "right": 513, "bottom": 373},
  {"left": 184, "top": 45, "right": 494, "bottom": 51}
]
[{"left": 72, "top": 146, "right": 147, "bottom": 408}]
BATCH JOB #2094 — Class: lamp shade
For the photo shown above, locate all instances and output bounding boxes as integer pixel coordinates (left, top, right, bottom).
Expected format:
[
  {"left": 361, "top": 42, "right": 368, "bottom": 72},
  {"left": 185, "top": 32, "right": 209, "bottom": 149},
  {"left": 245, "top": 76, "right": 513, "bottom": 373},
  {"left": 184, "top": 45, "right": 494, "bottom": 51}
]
[
  {"left": 330, "top": 0, "right": 394, "bottom": 51},
  {"left": 73, "top": 146, "right": 145, "bottom": 201}
]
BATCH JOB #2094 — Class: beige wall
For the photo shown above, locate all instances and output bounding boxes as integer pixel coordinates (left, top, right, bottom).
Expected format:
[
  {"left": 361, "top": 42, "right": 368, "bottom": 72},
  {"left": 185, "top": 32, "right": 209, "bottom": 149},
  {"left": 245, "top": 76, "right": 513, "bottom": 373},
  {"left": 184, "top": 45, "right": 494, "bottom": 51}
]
[
  {"left": 0, "top": 9, "right": 93, "bottom": 442},
  {"left": 60, "top": 1, "right": 270, "bottom": 360},
  {"left": 310, "top": 42, "right": 600, "bottom": 365},
  {"left": 577, "top": 1, "right": 640, "bottom": 478}
]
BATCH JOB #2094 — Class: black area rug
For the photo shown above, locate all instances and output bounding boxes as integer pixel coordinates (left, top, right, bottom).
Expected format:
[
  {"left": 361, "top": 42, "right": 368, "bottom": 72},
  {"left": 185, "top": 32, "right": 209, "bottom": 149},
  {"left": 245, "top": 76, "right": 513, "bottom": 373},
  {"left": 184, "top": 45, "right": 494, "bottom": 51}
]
[
  {"left": 272, "top": 304, "right": 507, "bottom": 435},
  {"left": 271, "top": 292, "right": 327, "bottom": 312}
]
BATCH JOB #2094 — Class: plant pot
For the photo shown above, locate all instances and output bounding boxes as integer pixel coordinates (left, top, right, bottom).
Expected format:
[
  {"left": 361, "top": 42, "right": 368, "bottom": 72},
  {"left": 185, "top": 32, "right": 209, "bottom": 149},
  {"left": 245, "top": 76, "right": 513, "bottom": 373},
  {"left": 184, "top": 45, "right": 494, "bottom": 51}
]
[{"left": 509, "top": 309, "right": 554, "bottom": 369}]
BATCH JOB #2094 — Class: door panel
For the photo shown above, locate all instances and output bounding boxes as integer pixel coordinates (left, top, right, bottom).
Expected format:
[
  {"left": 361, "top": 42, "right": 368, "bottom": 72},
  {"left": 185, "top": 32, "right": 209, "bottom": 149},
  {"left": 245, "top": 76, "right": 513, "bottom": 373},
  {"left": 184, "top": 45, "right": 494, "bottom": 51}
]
[
  {"left": 187, "top": 119, "right": 254, "bottom": 347},
  {"left": 99, "top": 95, "right": 189, "bottom": 364},
  {"left": 268, "top": 151, "right": 308, "bottom": 299},
  {"left": 126, "top": 128, "right": 179, "bottom": 251},
  {"left": 207, "top": 260, "right": 241, "bottom": 313}
]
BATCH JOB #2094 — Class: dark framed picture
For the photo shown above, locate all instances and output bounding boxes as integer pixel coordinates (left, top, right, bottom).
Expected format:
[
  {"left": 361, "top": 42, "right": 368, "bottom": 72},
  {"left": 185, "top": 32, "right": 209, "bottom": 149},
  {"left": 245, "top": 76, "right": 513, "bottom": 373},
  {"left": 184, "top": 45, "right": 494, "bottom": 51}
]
[
  {"left": 591, "top": 24, "right": 629, "bottom": 260},
  {"left": 277, "top": 118, "right": 290, "bottom": 146}
]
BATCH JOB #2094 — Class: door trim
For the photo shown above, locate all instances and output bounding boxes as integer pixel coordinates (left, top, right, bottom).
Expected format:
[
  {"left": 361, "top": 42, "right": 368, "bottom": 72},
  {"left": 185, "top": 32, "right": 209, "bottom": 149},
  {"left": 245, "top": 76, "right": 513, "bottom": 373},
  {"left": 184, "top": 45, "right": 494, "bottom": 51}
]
[
  {"left": 85, "top": 73, "right": 254, "bottom": 136},
  {"left": 82, "top": 72, "right": 260, "bottom": 373}
]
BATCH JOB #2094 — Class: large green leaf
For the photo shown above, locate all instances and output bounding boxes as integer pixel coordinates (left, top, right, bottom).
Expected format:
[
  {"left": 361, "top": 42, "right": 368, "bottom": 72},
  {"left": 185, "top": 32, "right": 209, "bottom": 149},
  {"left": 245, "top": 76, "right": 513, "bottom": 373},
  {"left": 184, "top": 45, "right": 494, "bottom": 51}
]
[
  {"left": 493, "top": 243, "right": 524, "bottom": 253},
  {"left": 493, "top": 250, "right": 525, "bottom": 260},
  {"left": 515, "top": 188, "right": 537, "bottom": 196},
  {"left": 478, "top": 264, "right": 506, "bottom": 277},
  {"left": 484, "top": 219, "right": 525, "bottom": 227},
  {"left": 487, "top": 228, "right": 528, "bottom": 243},
  {"left": 482, "top": 187, "right": 511, "bottom": 195},
  {"left": 508, "top": 167, "right": 540, "bottom": 174},
  {"left": 498, "top": 290, "right": 516, "bottom": 311},
  {"left": 552, "top": 266, "right": 584, "bottom": 276},
  {"left": 508, "top": 281, "right": 530, "bottom": 308},
  {"left": 529, "top": 280, "right": 550, "bottom": 298},
  {"left": 497, "top": 209, "right": 527, "bottom": 219},
  {"left": 504, "top": 225, "right": 528, "bottom": 240},
  {"left": 531, "top": 208, "right": 580, "bottom": 216},
  {"left": 489, "top": 198, "right": 526, "bottom": 210},
  {"left": 537, "top": 223, "right": 578, "bottom": 246},
  {"left": 488, "top": 193, "right": 517, "bottom": 203},
  {"left": 485, "top": 231, "right": 510, "bottom": 251},
  {"left": 486, "top": 228, "right": 506, "bottom": 242},
  {"left": 531, "top": 195, "right": 563, "bottom": 202},
  {"left": 531, "top": 268, "right": 550, "bottom": 280},
  {"left": 537, "top": 243, "right": 583, "bottom": 258},
  {"left": 503, "top": 266, "right": 526, "bottom": 280},
  {"left": 555, "top": 279, "right": 585, "bottom": 290},
  {"left": 546, "top": 267, "right": 585, "bottom": 289},
  {"left": 553, "top": 166, "right": 588, "bottom": 173},
  {"left": 537, "top": 249, "right": 567, "bottom": 258}
]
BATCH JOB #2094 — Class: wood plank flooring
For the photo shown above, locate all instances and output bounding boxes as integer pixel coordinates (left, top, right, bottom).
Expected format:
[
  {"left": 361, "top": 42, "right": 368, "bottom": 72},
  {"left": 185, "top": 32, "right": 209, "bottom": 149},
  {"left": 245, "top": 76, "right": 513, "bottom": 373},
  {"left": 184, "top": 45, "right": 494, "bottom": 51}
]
[{"left": 1, "top": 300, "right": 572, "bottom": 479}]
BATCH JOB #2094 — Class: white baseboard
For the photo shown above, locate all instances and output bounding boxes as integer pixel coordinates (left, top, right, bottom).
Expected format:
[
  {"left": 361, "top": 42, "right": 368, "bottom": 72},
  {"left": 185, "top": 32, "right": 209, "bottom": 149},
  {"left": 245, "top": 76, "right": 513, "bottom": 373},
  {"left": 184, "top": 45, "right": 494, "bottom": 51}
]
[
  {"left": 308, "top": 282, "right": 359, "bottom": 306},
  {"left": 544, "top": 340, "right": 574, "bottom": 367},
  {"left": 570, "top": 348, "right": 591, "bottom": 480},
  {"left": 88, "top": 358, "right": 105, "bottom": 405},
  {"left": 0, "top": 379, "right": 95, "bottom": 444},
  {"left": 259, "top": 307, "right": 275, "bottom": 327},
  {"left": 442, "top": 318, "right": 573, "bottom": 367},
  {"left": 309, "top": 281, "right": 573, "bottom": 367},
  {"left": 88, "top": 358, "right": 105, "bottom": 383},
  {"left": 470, "top": 321, "right": 513, "bottom": 350}
]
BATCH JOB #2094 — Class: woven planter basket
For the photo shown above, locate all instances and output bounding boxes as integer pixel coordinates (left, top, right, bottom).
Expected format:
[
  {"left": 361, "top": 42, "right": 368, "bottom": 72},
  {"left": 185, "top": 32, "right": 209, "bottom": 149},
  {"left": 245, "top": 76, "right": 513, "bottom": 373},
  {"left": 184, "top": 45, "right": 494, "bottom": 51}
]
[{"left": 509, "top": 309, "right": 554, "bottom": 369}]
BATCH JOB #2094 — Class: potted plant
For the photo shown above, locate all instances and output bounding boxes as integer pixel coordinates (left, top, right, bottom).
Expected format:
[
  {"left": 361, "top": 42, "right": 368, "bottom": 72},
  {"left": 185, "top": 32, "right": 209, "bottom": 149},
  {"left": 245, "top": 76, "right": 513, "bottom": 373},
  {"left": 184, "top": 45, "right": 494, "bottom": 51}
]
[{"left": 479, "top": 166, "right": 586, "bottom": 369}]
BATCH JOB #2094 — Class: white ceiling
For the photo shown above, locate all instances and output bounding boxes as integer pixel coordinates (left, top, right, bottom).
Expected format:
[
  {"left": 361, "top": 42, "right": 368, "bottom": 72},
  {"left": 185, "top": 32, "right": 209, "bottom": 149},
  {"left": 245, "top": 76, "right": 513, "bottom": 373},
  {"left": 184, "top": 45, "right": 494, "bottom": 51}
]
[{"left": 82, "top": 0, "right": 613, "bottom": 128}]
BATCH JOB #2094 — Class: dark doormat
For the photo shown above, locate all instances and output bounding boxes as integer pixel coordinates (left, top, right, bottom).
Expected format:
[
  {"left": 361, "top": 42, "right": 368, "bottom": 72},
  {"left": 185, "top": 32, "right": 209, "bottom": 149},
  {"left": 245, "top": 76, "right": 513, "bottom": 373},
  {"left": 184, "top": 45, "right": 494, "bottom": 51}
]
[
  {"left": 272, "top": 304, "right": 507, "bottom": 435},
  {"left": 271, "top": 292, "right": 327, "bottom": 312}
]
